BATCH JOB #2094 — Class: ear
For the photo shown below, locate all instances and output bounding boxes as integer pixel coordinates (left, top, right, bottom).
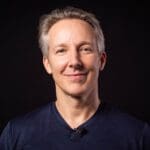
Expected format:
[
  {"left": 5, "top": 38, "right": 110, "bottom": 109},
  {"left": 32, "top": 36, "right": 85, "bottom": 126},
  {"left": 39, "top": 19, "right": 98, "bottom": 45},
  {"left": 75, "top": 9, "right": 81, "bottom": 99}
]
[
  {"left": 43, "top": 56, "right": 52, "bottom": 74},
  {"left": 99, "top": 51, "right": 107, "bottom": 71}
]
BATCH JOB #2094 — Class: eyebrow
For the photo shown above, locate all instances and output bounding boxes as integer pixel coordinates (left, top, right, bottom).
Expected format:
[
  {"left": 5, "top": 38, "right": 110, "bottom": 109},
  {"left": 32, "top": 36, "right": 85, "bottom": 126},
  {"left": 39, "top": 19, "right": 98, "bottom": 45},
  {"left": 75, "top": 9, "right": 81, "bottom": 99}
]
[
  {"left": 54, "top": 41, "right": 93, "bottom": 49},
  {"left": 78, "top": 41, "right": 93, "bottom": 47}
]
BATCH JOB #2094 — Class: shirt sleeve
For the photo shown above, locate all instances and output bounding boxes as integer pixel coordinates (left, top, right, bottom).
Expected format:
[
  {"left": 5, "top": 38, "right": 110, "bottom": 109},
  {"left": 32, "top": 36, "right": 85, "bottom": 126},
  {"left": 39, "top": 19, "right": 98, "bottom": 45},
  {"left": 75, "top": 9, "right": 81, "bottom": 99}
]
[
  {"left": 142, "top": 123, "right": 150, "bottom": 150},
  {"left": 0, "top": 122, "right": 13, "bottom": 150}
]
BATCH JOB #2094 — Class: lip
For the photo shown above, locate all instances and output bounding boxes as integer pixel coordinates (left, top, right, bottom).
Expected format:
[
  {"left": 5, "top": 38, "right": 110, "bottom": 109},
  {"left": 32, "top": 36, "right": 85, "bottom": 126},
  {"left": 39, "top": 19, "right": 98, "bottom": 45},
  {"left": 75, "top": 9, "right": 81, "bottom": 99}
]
[
  {"left": 65, "top": 73, "right": 87, "bottom": 76},
  {"left": 64, "top": 72, "right": 87, "bottom": 81},
  {"left": 64, "top": 71, "right": 88, "bottom": 76}
]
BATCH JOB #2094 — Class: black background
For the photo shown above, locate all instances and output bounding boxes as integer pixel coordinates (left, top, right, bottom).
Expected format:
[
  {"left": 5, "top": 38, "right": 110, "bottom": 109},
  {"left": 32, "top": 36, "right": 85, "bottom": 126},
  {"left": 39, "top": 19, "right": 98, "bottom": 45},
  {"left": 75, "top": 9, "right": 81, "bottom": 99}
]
[{"left": 0, "top": 0, "right": 150, "bottom": 133}]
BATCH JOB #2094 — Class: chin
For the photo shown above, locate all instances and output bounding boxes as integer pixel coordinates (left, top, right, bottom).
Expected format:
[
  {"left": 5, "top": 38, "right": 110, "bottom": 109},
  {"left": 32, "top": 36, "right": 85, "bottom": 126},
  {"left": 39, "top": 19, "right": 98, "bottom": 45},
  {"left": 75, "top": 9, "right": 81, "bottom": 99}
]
[{"left": 65, "top": 88, "right": 87, "bottom": 97}]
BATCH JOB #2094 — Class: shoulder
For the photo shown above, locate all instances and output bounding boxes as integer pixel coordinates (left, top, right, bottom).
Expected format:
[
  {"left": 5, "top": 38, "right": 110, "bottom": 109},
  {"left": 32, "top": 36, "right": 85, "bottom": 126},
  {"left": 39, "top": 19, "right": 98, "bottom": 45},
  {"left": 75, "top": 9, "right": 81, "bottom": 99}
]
[
  {"left": 0, "top": 102, "right": 54, "bottom": 149},
  {"left": 6, "top": 102, "right": 53, "bottom": 133},
  {"left": 99, "top": 102, "right": 150, "bottom": 136}
]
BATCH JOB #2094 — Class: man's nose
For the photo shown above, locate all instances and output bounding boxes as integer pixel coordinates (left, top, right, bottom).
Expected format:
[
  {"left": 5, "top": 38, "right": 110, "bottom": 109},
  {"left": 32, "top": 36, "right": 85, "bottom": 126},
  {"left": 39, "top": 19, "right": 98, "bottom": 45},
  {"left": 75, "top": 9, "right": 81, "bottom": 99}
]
[{"left": 68, "top": 50, "right": 82, "bottom": 69}]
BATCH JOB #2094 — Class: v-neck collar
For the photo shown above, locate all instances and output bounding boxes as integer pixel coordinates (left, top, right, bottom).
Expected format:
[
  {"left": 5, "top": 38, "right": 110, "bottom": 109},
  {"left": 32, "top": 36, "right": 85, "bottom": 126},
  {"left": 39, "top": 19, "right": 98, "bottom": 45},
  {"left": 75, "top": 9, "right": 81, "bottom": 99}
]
[{"left": 51, "top": 101, "right": 105, "bottom": 131}]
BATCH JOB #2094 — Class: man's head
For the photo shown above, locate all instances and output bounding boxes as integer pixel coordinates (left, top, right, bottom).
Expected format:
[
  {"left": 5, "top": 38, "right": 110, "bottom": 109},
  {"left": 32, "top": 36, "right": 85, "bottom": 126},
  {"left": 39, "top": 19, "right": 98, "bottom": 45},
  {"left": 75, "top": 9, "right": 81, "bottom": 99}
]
[
  {"left": 39, "top": 6, "right": 106, "bottom": 98},
  {"left": 38, "top": 6, "right": 105, "bottom": 57}
]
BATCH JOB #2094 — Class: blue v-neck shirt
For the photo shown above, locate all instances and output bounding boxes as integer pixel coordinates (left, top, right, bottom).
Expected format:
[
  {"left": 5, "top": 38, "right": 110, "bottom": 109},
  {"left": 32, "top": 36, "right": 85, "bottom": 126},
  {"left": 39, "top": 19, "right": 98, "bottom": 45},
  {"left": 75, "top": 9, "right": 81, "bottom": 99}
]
[{"left": 0, "top": 102, "right": 150, "bottom": 150}]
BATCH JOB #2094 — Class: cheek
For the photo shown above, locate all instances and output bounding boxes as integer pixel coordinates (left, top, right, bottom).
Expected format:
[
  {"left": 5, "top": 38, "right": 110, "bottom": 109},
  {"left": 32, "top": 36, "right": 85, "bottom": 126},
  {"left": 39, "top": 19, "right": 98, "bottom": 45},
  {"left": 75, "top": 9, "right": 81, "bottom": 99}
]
[
  {"left": 85, "top": 56, "right": 100, "bottom": 71},
  {"left": 50, "top": 56, "right": 68, "bottom": 73}
]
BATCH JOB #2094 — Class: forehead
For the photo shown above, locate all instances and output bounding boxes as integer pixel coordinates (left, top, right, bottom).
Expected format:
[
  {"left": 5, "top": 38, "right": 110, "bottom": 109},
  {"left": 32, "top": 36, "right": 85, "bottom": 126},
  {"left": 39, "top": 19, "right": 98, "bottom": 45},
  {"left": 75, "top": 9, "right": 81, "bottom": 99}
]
[
  {"left": 49, "top": 18, "right": 94, "bottom": 33},
  {"left": 47, "top": 19, "right": 96, "bottom": 46}
]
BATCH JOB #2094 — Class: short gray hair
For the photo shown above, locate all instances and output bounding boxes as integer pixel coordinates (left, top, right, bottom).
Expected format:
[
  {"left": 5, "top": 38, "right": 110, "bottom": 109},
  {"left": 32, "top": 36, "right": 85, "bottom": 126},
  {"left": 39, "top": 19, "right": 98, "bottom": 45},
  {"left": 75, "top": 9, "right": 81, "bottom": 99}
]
[{"left": 38, "top": 6, "right": 105, "bottom": 56}]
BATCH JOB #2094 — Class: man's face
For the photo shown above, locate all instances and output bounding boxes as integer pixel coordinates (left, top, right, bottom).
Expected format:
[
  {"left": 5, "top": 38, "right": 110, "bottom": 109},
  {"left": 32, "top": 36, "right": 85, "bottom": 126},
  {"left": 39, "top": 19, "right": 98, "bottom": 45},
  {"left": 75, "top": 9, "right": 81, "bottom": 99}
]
[{"left": 43, "top": 19, "right": 106, "bottom": 97}]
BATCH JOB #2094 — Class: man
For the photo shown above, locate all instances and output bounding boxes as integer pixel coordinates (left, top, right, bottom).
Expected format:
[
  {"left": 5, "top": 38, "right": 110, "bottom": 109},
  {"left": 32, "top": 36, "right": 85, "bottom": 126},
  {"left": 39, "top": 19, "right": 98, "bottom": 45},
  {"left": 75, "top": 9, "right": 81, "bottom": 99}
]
[{"left": 0, "top": 6, "right": 150, "bottom": 150}]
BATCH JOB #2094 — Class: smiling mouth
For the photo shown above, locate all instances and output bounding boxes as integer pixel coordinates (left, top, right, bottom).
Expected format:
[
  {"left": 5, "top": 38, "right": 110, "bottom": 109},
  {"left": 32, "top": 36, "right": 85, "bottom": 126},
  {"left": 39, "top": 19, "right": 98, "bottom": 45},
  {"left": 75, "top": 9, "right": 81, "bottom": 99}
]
[
  {"left": 64, "top": 72, "right": 87, "bottom": 81},
  {"left": 65, "top": 73, "right": 87, "bottom": 76}
]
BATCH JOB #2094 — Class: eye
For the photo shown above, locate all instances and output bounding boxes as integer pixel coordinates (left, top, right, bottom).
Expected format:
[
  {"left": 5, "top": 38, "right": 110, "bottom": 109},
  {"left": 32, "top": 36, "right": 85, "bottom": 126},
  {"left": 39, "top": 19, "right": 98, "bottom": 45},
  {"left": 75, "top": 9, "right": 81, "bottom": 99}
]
[
  {"left": 56, "top": 48, "right": 66, "bottom": 54},
  {"left": 80, "top": 47, "right": 93, "bottom": 53}
]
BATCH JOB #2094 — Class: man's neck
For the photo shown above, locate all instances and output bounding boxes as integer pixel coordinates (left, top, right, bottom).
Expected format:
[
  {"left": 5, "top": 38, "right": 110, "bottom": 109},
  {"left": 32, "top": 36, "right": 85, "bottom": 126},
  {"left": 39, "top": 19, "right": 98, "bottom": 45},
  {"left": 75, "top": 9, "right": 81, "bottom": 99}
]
[{"left": 55, "top": 91, "right": 100, "bottom": 129}]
